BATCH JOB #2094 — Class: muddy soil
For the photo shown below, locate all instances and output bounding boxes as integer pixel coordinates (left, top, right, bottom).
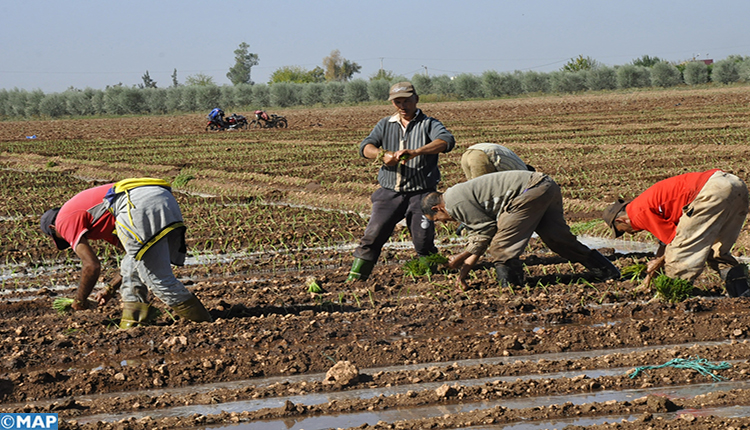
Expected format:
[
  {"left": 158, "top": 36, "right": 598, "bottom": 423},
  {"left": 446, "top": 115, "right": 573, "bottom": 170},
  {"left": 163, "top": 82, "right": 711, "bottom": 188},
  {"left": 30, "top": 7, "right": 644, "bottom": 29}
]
[{"left": 2, "top": 87, "right": 750, "bottom": 429}]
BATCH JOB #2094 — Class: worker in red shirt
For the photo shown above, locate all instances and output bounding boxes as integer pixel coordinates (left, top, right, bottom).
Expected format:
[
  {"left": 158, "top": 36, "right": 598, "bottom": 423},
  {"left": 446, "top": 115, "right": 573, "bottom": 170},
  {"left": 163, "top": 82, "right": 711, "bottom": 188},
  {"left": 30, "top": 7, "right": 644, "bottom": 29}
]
[{"left": 603, "top": 169, "right": 749, "bottom": 296}]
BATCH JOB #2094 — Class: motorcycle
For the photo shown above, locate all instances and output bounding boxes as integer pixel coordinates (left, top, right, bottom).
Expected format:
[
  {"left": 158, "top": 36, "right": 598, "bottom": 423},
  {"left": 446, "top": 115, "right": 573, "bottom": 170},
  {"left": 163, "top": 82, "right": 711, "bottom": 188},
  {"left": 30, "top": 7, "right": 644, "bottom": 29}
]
[
  {"left": 250, "top": 111, "right": 288, "bottom": 129},
  {"left": 206, "top": 113, "right": 248, "bottom": 131}
]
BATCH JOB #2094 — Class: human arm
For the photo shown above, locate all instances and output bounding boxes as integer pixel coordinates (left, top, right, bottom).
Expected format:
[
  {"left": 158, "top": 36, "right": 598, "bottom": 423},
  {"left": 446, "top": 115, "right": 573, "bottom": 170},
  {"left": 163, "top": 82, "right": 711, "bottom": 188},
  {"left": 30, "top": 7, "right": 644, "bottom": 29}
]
[
  {"left": 94, "top": 273, "right": 121, "bottom": 306},
  {"left": 393, "top": 139, "right": 449, "bottom": 165},
  {"left": 638, "top": 243, "right": 666, "bottom": 291},
  {"left": 450, "top": 252, "right": 480, "bottom": 290},
  {"left": 71, "top": 236, "right": 101, "bottom": 310},
  {"left": 362, "top": 143, "right": 400, "bottom": 166}
]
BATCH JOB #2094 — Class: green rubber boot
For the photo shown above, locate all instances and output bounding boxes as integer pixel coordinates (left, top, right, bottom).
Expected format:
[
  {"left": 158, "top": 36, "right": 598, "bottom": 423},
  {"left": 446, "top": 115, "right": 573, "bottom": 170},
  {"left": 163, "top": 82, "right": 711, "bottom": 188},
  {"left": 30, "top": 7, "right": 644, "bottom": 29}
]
[
  {"left": 171, "top": 294, "right": 213, "bottom": 323},
  {"left": 119, "top": 302, "right": 161, "bottom": 329},
  {"left": 346, "top": 258, "right": 375, "bottom": 282}
]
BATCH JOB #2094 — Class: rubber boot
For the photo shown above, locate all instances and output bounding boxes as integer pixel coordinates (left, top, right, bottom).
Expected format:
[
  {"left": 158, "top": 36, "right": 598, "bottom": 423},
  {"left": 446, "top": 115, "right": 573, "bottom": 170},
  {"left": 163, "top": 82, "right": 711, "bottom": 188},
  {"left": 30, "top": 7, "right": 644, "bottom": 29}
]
[
  {"left": 495, "top": 258, "right": 524, "bottom": 288},
  {"left": 722, "top": 265, "right": 750, "bottom": 297},
  {"left": 346, "top": 258, "right": 375, "bottom": 282},
  {"left": 584, "top": 250, "right": 621, "bottom": 281},
  {"left": 171, "top": 294, "right": 213, "bottom": 323},
  {"left": 119, "top": 302, "right": 160, "bottom": 329}
]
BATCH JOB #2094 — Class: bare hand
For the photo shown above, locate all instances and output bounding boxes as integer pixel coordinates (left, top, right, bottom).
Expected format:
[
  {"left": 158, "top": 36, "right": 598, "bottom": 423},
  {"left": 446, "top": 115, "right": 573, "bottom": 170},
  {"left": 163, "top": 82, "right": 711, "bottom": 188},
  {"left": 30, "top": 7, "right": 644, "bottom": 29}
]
[
  {"left": 71, "top": 299, "right": 92, "bottom": 311},
  {"left": 94, "top": 289, "right": 114, "bottom": 306},
  {"left": 393, "top": 149, "right": 414, "bottom": 164}
]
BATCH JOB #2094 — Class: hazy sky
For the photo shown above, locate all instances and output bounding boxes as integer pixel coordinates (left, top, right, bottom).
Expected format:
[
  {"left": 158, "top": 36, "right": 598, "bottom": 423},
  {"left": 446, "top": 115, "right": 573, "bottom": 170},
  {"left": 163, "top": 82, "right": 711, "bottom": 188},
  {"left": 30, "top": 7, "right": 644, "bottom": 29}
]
[{"left": 2, "top": 0, "right": 749, "bottom": 93}]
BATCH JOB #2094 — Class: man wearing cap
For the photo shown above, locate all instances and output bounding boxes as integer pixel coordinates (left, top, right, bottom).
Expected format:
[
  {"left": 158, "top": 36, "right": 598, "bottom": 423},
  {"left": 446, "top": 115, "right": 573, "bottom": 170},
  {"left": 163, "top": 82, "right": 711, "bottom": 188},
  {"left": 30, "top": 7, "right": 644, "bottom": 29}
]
[
  {"left": 602, "top": 169, "right": 749, "bottom": 296},
  {"left": 346, "top": 81, "right": 455, "bottom": 282},
  {"left": 41, "top": 178, "right": 212, "bottom": 328},
  {"left": 461, "top": 143, "right": 534, "bottom": 180},
  {"left": 421, "top": 171, "right": 620, "bottom": 289}
]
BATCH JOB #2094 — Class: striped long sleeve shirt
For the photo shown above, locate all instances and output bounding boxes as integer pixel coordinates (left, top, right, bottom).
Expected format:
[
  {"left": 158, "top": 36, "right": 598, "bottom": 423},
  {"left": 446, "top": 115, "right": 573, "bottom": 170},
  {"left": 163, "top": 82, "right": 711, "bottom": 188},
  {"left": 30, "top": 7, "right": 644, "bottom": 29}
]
[{"left": 359, "top": 109, "right": 455, "bottom": 193}]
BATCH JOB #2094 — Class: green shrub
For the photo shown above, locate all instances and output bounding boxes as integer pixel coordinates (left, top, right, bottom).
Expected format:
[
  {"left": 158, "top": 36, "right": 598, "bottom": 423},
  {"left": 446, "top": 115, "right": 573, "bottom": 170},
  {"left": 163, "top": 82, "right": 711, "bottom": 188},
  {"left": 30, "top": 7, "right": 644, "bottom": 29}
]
[
  {"left": 301, "top": 83, "right": 325, "bottom": 106},
  {"left": 344, "top": 79, "right": 369, "bottom": 104},
  {"left": 521, "top": 71, "right": 550, "bottom": 93},
  {"left": 431, "top": 75, "right": 456, "bottom": 96},
  {"left": 585, "top": 66, "right": 618, "bottom": 91},
  {"left": 616, "top": 65, "right": 651, "bottom": 89},
  {"left": 482, "top": 71, "right": 523, "bottom": 97},
  {"left": 323, "top": 82, "right": 345, "bottom": 105},
  {"left": 234, "top": 83, "right": 254, "bottom": 107},
  {"left": 453, "top": 73, "right": 483, "bottom": 99},
  {"left": 252, "top": 84, "right": 271, "bottom": 107},
  {"left": 550, "top": 71, "right": 587, "bottom": 93},
  {"left": 270, "top": 82, "right": 301, "bottom": 107},
  {"left": 412, "top": 74, "right": 433, "bottom": 95},
  {"left": 39, "top": 93, "right": 68, "bottom": 118},
  {"left": 683, "top": 62, "right": 709, "bottom": 85},
  {"left": 650, "top": 62, "right": 683, "bottom": 87},
  {"left": 711, "top": 59, "right": 740, "bottom": 84},
  {"left": 196, "top": 85, "right": 222, "bottom": 110},
  {"left": 367, "top": 79, "right": 390, "bottom": 102}
]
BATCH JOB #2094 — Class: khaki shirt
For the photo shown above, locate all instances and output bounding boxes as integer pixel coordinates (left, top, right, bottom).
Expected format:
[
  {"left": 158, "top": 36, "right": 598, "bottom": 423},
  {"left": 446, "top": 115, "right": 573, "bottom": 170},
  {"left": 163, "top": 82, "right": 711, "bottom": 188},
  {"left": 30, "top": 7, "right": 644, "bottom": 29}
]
[{"left": 444, "top": 171, "right": 546, "bottom": 255}]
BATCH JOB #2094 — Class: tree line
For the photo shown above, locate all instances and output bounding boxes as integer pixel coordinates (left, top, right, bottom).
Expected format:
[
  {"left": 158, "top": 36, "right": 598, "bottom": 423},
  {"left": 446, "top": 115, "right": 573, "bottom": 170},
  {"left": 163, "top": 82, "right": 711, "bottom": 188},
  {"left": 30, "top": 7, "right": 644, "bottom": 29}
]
[{"left": 2, "top": 53, "right": 750, "bottom": 119}]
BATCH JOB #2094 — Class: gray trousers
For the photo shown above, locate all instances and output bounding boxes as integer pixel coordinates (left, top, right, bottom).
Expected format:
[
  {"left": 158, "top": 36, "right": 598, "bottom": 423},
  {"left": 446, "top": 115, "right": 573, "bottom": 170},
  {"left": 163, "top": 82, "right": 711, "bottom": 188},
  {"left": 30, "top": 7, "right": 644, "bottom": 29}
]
[
  {"left": 353, "top": 187, "right": 437, "bottom": 263},
  {"left": 488, "top": 177, "right": 592, "bottom": 264},
  {"left": 114, "top": 186, "right": 192, "bottom": 306}
]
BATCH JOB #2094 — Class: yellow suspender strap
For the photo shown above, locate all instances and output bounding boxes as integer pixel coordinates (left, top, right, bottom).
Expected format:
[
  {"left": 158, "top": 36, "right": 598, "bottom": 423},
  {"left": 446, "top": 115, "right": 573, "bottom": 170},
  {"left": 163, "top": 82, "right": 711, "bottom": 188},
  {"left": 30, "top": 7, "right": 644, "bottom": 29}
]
[{"left": 134, "top": 222, "right": 185, "bottom": 261}]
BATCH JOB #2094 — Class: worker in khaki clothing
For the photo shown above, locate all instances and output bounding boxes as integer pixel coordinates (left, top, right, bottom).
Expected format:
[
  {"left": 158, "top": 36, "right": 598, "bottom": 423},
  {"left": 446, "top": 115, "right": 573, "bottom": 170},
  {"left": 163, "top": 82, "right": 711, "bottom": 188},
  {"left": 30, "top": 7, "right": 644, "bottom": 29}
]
[
  {"left": 422, "top": 171, "right": 620, "bottom": 289},
  {"left": 41, "top": 178, "right": 212, "bottom": 328},
  {"left": 603, "top": 169, "right": 750, "bottom": 296},
  {"left": 461, "top": 143, "right": 534, "bottom": 180}
]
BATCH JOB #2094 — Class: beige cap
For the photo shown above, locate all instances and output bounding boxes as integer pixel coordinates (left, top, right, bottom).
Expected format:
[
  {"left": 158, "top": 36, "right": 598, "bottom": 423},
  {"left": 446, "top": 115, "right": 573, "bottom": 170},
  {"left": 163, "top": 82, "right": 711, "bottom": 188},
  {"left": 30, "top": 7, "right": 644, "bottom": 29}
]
[{"left": 388, "top": 82, "right": 416, "bottom": 100}]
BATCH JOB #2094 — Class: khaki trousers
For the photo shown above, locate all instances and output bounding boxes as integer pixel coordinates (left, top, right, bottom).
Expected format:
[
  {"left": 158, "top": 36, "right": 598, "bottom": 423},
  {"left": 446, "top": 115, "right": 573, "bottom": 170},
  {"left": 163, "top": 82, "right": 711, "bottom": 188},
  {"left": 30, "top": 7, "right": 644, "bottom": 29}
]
[
  {"left": 665, "top": 171, "right": 749, "bottom": 280},
  {"left": 461, "top": 149, "right": 496, "bottom": 180},
  {"left": 487, "top": 177, "right": 592, "bottom": 264}
]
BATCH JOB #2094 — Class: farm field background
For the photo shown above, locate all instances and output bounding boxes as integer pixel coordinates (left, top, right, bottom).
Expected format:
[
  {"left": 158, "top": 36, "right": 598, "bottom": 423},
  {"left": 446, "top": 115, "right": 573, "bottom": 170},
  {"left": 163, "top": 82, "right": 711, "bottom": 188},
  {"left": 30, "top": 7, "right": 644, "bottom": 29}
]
[{"left": 2, "top": 86, "right": 750, "bottom": 429}]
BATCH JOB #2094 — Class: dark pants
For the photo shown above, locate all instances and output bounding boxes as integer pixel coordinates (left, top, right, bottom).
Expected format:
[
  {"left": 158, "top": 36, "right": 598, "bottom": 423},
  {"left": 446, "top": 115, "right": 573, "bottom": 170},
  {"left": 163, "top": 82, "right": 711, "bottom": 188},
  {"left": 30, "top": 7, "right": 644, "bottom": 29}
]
[{"left": 353, "top": 187, "right": 437, "bottom": 263}]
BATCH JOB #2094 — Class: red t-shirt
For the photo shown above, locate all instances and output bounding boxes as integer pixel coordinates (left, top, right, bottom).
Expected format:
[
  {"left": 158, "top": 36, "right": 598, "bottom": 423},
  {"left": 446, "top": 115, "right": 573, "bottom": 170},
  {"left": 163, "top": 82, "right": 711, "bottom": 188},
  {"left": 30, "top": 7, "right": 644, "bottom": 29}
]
[
  {"left": 626, "top": 169, "right": 719, "bottom": 244},
  {"left": 55, "top": 183, "right": 119, "bottom": 249}
]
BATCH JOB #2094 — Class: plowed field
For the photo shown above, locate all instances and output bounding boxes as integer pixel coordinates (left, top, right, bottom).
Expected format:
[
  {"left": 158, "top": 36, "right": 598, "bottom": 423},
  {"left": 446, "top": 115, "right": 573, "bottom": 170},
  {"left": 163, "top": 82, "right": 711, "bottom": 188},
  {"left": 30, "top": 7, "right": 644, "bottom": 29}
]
[{"left": 2, "top": 86, "right": 750, "bottom": 430}]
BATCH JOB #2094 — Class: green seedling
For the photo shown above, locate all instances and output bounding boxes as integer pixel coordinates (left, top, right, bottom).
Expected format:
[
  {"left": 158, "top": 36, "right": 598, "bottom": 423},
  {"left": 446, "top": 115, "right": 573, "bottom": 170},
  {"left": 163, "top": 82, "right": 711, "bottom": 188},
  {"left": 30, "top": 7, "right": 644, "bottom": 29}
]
[
  {"left": 653, "top": 274, "right": 694, "bottom": 303},
  {"left": 306, "top": 276, "right": 324, "bottom": 293},
  {"left": 402, "top": 254, "right": 449, "bottom": 277},
  {"left": 52, "top": 297, "right": 95, "bottom": 315},
  {"left": 621, "top": 263, "right": 648, "bottom": 282}
]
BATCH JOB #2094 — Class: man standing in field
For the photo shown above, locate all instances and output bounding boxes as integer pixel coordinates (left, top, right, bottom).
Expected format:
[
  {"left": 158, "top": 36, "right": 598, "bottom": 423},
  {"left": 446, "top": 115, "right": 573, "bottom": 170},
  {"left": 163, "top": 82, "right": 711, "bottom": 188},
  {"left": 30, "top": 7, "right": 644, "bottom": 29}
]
[
  {"left": 461, "top": 142, "right": 534, "bottom": 180},
  {"left": 346, "top": 82, "right": 456, "bottom": 282},
  {"left": 422, "top": 171, "right": 620, "bottom": 289},
  {"left": 41, "top": 178, "right": 212, "bottom": 328},
  {"left": 603, "top": 169, "right": 750, "bottom": 296}
]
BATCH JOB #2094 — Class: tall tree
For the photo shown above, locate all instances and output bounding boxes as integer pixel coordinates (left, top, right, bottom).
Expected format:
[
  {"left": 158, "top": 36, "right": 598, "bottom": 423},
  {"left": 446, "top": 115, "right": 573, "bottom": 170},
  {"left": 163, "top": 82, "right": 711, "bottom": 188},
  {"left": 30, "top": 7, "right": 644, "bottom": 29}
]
[
  {"left": 227, "top": 42, "right": 260, "bottom": 85},
  {"left": 140, "top": 70, "right": 157, "bottom": 89},
  {"left": 269, "top": 66, "right": 325, "bottom": 84},
  {"left": 322, "top": 49, "right": 361, "bottom": 82},
  {"left": 185, "top": 73, "right": 216, "bottom": 86},
  {"left": 171, "top": 68, "right": 179, "bottom": 87},
  {"left": 562, "top": 55, "right": 600, "bottom": 72}
]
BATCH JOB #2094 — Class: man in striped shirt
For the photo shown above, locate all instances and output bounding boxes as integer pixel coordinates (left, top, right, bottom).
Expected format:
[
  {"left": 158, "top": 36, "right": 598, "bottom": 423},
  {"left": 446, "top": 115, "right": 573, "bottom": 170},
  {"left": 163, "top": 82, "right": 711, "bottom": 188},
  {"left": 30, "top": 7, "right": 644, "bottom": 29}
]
[{"left": 347, "top": 82, "right": 456, "bottom": 282}]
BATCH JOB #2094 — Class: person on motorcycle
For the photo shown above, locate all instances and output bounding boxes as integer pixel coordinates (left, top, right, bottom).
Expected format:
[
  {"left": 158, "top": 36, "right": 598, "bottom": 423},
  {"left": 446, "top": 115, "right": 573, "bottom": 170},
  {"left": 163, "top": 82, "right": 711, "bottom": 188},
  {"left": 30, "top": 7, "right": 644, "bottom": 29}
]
[
  {"left": 254, "top": 110, "right": 270, "bottom": 125},
  {"left": 208, "top": 108, "right": 226, "bottom": 128}
]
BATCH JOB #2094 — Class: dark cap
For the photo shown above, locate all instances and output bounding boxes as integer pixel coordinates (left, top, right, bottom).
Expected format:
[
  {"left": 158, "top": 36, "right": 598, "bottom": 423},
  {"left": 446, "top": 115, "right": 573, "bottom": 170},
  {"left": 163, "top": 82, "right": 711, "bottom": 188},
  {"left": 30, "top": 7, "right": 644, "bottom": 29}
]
[
  {"left": 388, "top": 82, "right": 416, "bottom": 100},
  {"left": 40, "top": 208, "right": 71, "bottom": 250},
  {"left": 602, "top": 199, "right": 630, "bottom": 238}
]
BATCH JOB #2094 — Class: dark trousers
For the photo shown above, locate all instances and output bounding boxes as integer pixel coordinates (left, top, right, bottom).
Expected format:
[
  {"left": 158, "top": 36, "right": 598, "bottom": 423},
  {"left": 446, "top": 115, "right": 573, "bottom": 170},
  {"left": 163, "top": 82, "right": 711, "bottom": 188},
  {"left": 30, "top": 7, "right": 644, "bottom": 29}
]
[{"left": 353, "top": 187, "right": 437, "bottom": 263}]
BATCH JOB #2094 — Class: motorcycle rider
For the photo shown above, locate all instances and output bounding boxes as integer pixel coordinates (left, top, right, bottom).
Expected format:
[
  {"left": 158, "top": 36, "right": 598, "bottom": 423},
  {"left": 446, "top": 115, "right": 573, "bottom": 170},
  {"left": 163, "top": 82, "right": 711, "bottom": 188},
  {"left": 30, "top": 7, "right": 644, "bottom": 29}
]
[
  {"left": 254, "top": 110, "right": 270, "bottom": 126},
  {"left": 208, "top": 108, "right": 226, "bottom": 128}
]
